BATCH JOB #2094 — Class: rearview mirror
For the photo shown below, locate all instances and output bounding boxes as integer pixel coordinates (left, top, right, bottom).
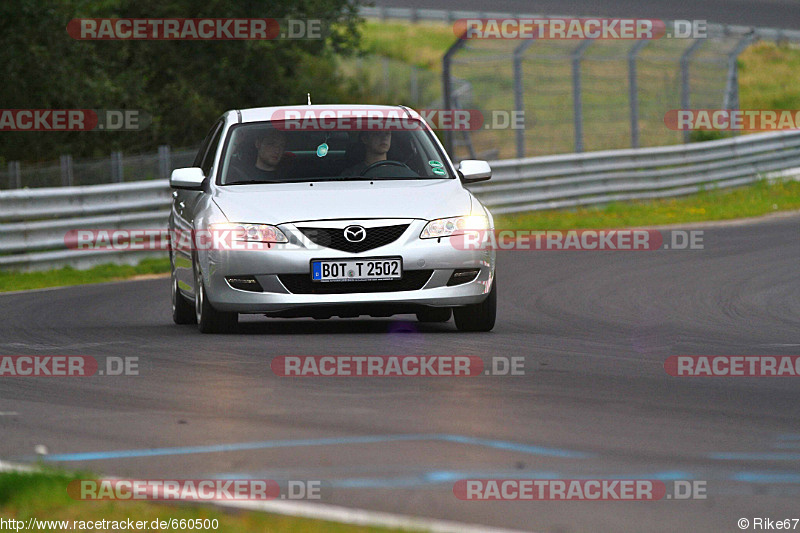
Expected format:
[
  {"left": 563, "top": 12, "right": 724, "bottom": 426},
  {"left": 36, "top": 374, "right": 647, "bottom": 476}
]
[
  {"left": 170, "top": 167, "right": 205, "bottom": 190},
  {"left": 458, "top": 160, "right": 492, "bottom": 183}
]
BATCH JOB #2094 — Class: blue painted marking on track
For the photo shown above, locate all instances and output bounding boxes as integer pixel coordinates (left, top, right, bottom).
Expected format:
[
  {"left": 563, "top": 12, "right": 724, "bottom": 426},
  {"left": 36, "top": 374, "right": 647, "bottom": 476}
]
[
  {"left": 708, "top": 452, "right": 800, "bottom": 461},
  {"left": 203, "top": 469, "right": 701, "bottom": 490},
  {"left": 437, "top": 434, "right": 590, "bottom": 459},
  {"left": 599, "top": 471, "right": 694, "bottom": 481},
  {"left": 732, "top": 472, "right": 800, "bottom": 483},
  {"left": 43, "top": 434, "right": 592, "bottom": 462},
  {"left": 773, "top": 442, "right": 800, "bottom": 449}
]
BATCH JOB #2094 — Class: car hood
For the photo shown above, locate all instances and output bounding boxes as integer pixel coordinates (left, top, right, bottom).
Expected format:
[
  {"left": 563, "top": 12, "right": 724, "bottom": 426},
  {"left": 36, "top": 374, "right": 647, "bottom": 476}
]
[{"left": 211, "top": 179, "right": 474, "bottom": 224}]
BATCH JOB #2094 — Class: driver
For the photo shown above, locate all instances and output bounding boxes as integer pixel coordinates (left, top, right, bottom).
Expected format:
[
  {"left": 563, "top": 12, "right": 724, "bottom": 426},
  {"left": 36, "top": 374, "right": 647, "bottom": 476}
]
[
  {"left": 341, "top": 130, "right": 391, "bottom": 175},
  {"left": 228, "top": 128, "right": 290, "bottom": 183},
  {"left": 252, "top": 128, "right": 288, "bottom": 180}
]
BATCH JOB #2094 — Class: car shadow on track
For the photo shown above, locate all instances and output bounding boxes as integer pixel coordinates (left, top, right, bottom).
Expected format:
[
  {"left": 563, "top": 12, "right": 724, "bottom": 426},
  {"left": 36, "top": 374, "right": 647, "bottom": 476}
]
[{"left": 230, "top": 317, "right": 457, "bottom": 335}]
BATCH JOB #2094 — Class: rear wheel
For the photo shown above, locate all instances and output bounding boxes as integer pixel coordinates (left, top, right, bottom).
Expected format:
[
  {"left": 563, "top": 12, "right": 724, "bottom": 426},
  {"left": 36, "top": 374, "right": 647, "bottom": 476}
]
[
  {"left": 194, "top": 258, "right": 238, "bottom": 334},
  {"left": 454, "top": 277, "right": 496, "bottom": 332},
  {"left": 416, "top": 307, "right": 452, "bottom": 323}
]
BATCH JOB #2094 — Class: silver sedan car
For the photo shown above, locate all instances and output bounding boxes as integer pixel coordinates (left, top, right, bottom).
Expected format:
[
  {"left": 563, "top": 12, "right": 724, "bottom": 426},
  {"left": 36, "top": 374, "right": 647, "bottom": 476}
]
[{"left": 169, "top": 105, "right": 496, "bottom": 333}]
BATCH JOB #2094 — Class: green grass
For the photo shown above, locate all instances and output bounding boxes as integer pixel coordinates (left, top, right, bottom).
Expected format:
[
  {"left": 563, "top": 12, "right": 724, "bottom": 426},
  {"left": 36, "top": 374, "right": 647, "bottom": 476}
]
[
  {"left": 0, "top": 470, "right": 404, "bottom": 533},
  {"left": 496, "top": 178, "right": 800, "bottom": 230},
  {"left": 359, "top": 21, "right": 456, "bottom": 70},
  {"left": 0, "top": 257, "right": 170, "bottom": 293},
  {"left": 739, "top": 41, "right": 800, "bottom": 110}
]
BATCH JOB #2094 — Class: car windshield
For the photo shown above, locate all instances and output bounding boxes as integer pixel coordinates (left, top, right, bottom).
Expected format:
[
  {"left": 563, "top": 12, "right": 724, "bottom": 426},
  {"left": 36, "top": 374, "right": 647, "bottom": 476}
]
[{"left": 218, "top": 119, "right": 452, "bottom": 185}]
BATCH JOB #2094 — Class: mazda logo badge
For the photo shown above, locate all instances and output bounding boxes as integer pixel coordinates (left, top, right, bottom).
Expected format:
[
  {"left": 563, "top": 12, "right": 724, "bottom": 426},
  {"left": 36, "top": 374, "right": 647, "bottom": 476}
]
[{"left": 343, "top": 225, "right": 367, "bottom": 243}]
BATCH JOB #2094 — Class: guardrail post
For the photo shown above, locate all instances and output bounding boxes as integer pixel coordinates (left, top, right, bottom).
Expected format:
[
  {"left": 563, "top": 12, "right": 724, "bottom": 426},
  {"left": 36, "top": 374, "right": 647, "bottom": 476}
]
[
  {"left": 59, "top": 155, "right": 74, "bottom": 187},
  {"left": 158, "top": 145, "right": 171, "bottom": 180},
  {"left": 680, "top": 38, "right": 706, "bottom": 143},
  {"left": 723, "top": 31, "right": 757, "bottom": 112},
  {"left": 8, "top": 161, "right": 21, "bottom": 189},
  {"left": 111, "top": 151, "right": 124, "bottom": 183},
  {"left": 442, "top": 33, "right": 468, "bottom": 156},
  {"left": 513, "top": 39, "right": 536, "bottom": 158},
  {"left": 628, "top": 39, "right": 649, "bottom": 149},
  {"left": 571, "top": 39, "right": 594, "bottom": 153}
]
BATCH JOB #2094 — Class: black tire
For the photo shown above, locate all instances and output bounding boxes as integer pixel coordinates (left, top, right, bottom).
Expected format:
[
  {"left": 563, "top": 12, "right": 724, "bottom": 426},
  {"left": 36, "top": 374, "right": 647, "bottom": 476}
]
[
  {"left": 453, "top": 277, "right": 496, "bottom": 332},
  {"left": 194, "top": 258, "right": 238, "bottom": 334},
  {"left": 416, "top": 307, "right": 452, "bottom": 323},
  {"left": 171, "top": 266, "right": 196, "bottom": 325}
]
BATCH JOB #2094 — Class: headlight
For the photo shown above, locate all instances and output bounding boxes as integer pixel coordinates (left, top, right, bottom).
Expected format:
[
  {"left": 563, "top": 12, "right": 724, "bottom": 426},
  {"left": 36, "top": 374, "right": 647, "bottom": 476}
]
[
  {"left": 210, "top": 223, "right": 288, "bottom": 243},
  {"left": 420, "top": 215, "right": 488, "bottom": 239}
]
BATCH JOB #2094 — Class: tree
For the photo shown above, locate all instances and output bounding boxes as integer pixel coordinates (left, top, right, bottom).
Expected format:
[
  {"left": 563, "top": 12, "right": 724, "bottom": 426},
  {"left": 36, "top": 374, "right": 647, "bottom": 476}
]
[{"left": 0, "top": 0, "right": 362, "bottom": 162}]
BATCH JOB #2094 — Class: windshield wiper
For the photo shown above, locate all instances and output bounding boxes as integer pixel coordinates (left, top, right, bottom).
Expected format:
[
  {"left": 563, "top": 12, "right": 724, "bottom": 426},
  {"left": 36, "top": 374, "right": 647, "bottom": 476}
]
[{"left": 224, "top": 179, "right": 285, "bottom": 185}]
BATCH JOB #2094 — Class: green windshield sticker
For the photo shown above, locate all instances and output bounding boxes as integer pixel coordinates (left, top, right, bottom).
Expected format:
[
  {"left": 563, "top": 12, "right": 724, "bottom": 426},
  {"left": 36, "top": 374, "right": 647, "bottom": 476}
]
[
  {"left": 428, "top": 160, "right": 443, "bottom": 167},
  {"left": 316, "top": 143, "right": 329, "bottom": 157},
  {"left": 432, "top": 167, "right": 447, "bottom": 176}
]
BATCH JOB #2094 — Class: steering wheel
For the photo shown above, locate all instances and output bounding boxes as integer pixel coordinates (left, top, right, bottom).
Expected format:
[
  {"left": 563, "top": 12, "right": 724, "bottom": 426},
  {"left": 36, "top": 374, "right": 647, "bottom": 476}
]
[
  {"left": 359, "top": 160, "right": 414, "bottom": 176},
  {"left": 228, "top": 164, "right": 251, "bottom": 183}
]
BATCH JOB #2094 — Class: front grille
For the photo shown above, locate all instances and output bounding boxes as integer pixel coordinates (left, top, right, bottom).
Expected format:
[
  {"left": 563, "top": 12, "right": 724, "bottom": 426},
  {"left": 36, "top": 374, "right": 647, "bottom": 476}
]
[
  {"left": 297, "top": 224, "right": 409, "bottom": 253},
  {"left": 278, "top": 270, "right": 433, "bottom": 294}
]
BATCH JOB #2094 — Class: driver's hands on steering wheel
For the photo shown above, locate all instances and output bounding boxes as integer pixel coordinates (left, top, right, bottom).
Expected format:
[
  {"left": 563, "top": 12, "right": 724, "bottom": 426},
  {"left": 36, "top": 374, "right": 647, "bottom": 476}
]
[{"left": 358, "top": 160, "right": 416, "bottom": 177}]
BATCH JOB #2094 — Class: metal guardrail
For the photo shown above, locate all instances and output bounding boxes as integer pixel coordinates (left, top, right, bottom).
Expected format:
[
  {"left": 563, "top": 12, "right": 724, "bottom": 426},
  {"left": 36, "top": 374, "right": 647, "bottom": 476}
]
[
  {"left": 467, "top": 130, "right": 800, "bottom": 214},
  {"left": 0, "top": 181, "right": 170, "bottom": 270},
  {"left": 1, "top": 130, "right": 798, "bottom": 270}
]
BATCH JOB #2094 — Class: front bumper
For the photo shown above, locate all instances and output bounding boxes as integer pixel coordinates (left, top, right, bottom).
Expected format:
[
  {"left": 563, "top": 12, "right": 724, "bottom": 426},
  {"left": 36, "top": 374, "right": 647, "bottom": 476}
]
[{"left": 199, "top": 219, "right": 495, "bottom": 314}]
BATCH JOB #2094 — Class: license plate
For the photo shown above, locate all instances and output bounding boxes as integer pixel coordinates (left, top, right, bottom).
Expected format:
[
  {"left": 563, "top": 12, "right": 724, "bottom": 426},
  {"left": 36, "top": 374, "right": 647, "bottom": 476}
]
[{"left": 311, "top": 257, "right": 402, "bottom": 282}]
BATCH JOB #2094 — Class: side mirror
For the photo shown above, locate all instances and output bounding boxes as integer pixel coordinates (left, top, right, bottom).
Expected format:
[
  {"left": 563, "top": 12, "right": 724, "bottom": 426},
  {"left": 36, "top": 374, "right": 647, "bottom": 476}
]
[
  {"left": 170, "top": 167, "right": 205, "bottom": 190},
  {"left": 458, "top": 160, "right": 492, "bottom": 183}
]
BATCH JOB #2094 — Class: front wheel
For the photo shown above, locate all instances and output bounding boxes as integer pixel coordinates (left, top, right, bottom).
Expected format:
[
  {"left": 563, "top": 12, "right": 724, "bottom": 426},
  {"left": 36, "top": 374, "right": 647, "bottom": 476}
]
[
  {"left": 454, "top": 277, "right": 496, "bottom": 332},
  {"left": 171, "top": 267, "right": 195, "bottom": 325},
  {"left": 194, "top": 258, "right": 238, "bottom": 334}
]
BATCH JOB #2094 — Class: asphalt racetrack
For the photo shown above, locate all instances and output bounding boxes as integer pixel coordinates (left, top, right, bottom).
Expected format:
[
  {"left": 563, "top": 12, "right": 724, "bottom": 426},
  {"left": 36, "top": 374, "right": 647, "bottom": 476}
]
[{"left": 1, "top": 213, "right": 798, "bottom": 532}]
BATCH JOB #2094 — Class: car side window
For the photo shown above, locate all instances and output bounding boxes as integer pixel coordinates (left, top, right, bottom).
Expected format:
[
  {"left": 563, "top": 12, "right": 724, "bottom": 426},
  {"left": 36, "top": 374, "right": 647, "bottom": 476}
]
[
  {"left": 200, "top": 123, "right": 224, "bottom": 177},
  {"left": 193, "top": 121, "right": 219, "bottom": 168},
  {"left": 193, "top": 120, "right": 224, "bottom": 175}
]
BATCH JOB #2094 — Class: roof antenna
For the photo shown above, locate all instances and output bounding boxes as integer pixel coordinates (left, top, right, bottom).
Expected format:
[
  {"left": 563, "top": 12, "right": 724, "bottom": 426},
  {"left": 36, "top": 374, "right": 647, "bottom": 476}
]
[{"left": 307, "top": 93, "right": 311, "bottom": 105}]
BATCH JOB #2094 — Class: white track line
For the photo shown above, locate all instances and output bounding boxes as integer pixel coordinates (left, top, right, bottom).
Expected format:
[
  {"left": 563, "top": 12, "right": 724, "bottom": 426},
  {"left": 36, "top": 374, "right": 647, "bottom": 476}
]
[{"left": 0, "top": 460, "right": 36, "bottom": 473}]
